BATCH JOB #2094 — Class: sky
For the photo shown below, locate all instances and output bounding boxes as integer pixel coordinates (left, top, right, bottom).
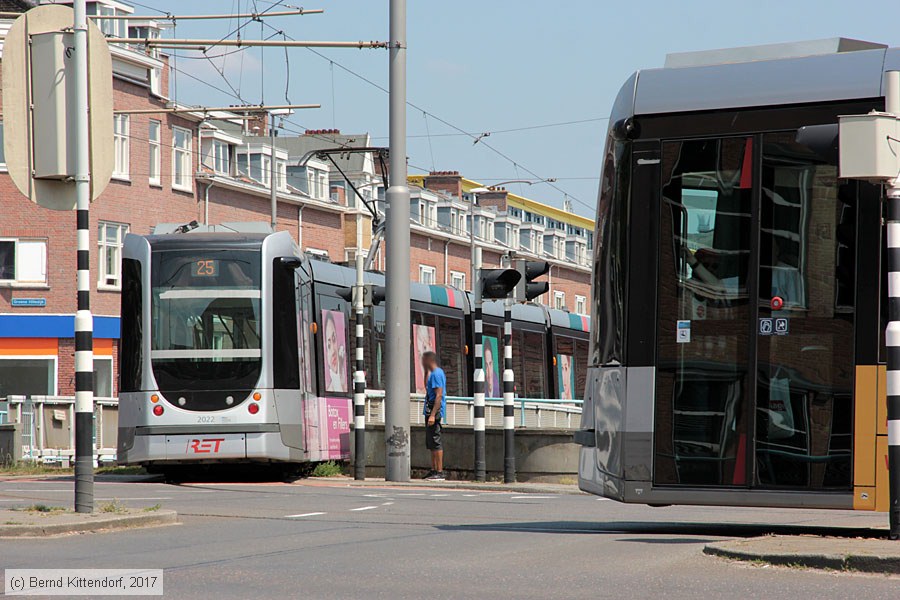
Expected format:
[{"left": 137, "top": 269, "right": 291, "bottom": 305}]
[{"left": 139, "top": 0, "right": 900, "bottom": 218}]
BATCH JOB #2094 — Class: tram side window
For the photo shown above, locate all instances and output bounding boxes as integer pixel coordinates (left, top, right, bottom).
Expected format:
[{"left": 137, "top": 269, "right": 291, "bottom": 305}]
[
  {"left": 363, "top": 305, "right": 386, "bottom": 390},
  {"left": 483, "top": 324, "right": 501, "bottom": 399},
  {"left": 411, "top": 312, "right": 437, "bottom": 394},
  {"left": 513, "top": 330, "right": 547, "bottom": 399},
  {"left": 555, "top": 336, "right": 575, "bottom": 400},
  {"left": 438, "top": 317, "right": 465, "bottom": 396},
  {"left": 119, "top": 258, "right": 142, "bottom": 393},
  {"left": 574, "top": 339, "right": 589, "bottom": 400},
  {"left": 317, "top": 293, "right": 350, "bottom": 396},
  {"left": 297, "top": 266, "right": 316, "bottom": 395}
]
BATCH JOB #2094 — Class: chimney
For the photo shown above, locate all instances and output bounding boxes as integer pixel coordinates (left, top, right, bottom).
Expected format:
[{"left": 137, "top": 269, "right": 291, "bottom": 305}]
[
  {"left": 243, "top": 110, "right": 270, "bottom": 136},
  {"left": 422, "top": 170, "right": 462, "bottom": 199}
]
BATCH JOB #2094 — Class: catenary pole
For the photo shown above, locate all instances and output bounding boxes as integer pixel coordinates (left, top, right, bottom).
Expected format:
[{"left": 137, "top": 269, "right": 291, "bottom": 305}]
[
  {"left": 473, "top": 247, "right": 486, "bottom": 481},
  {"left": 270, "top": 113, "right": 277, "bottom": 230},
  {"left": 885, "top": 70, "right": 900, "bottom": 539},
  {"left": 384, "top": 0, "right": 410, "bottom": 481},
  {"left": 353, "top": 253, "right": 367, "bottom": 480},
  {"left": 502, "top": 268, "right": 515, "bottom": 484},
  {"left": 73, "top": 0, "right": 94, "bottom": 514}
]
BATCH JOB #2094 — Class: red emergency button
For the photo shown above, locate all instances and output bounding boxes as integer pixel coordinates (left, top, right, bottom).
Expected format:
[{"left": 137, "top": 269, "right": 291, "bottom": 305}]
[{"left": 770, "top": 296, "right": 784, "bottom": 310}]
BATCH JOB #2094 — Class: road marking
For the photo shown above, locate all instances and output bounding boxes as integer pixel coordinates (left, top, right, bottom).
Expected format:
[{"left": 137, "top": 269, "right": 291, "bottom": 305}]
[
  {"left": 285, "top": 512, "right": 326, "bottom": 518},
  {"left": 381, "top": 501, "right": 394, "bottom": 506},
  {"left": 396, "top": 493, "right": 425, "bottom": 496},
  {"left": 429, "top": 494, "right": 448, "bottom": 497},
  {"left": 350, "top": 505, "right": 378, "bottom": 511},
  {"left": 510, "top": 496, "right": 555, "bottom": 499},
  {"left": 462, "top": 494, "right": 478, "bottom": 497},
  {"left": 97, "top": 497, "right": 172, "bottom": 501}
]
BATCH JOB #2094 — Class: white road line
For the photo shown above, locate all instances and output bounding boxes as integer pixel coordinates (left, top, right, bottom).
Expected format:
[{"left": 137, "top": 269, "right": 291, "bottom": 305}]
[
  {"left": 381, "top": 502, "right": 394, "bottom": 506},
  {"left": 350, "top": 505, "right": 378, "bottom": 511},
  {"left": 2, "top": 489, "right": 73, "bottom": 492},
  {"left": 462, "top": 494, "right": 478, "bottom": 497},
  {"left": 510, "top": 496, "right": 555, "bottom": 499},
  {"left": 397, "top": 493, "right": 425, "bottom": 496},
  {"left": 429, "top": 494, "right": 448, "bottom": 497},
  {"left": 285, "top": 512, "right": 326, "bottom": 518},
  {"left": 97, "top": 497, "right": 172, "bottom": 501}
]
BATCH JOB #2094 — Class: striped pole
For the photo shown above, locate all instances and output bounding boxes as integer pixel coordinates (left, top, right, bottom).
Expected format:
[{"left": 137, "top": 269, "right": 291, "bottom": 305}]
[
  {"left": 885, "top": 71, "right": 900, "bottom": 539},
  {"left": 73, "top": 0, "right": 94, "bottom": 513},
  {"left": 888, "top": 181, "right": 900, "bottom": 539},
  {"left": 353, "top": 254, "right": 366, "bottom": 480},
  {"left": 502, "top": 295, "right": 515, "bottom": 483},
  {"left": 473, "top": 247, "right": 486, "bottom": 481}
]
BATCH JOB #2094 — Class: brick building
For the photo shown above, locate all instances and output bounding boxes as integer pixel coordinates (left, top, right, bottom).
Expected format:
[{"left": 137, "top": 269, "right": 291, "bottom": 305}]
[{"left": 0, "top": 0, "right": 595, "bottom": 402}]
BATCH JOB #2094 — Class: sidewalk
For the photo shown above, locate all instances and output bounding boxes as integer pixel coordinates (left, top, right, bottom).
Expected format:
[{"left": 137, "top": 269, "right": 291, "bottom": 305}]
[
  {"left": 704, "top": 534, "right": 900, "bottom": 574},
  {"left": 301, "top": 476, "right": 584, "bottom": 495},
  {"left": 0, "top": 508, "right": 177, "bottom": 538}
]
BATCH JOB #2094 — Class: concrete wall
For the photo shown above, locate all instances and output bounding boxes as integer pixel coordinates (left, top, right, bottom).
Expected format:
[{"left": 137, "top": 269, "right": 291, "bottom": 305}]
[{"left": 352, "top": 425, "right": 579, "bottom": 483}]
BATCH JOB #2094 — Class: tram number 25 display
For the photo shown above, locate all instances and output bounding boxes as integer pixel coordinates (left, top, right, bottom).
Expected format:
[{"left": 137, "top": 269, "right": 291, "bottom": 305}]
[{"left": 194, "top": 259, "right": 219, "bottom": 277}]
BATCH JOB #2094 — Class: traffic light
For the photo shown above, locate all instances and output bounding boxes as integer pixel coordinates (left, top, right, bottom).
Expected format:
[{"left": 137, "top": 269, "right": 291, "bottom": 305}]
[
  {"left": 515, "top": 260, "right": 550, "bottom": 302},
  {"left": 479, "top": 268, "right": 522, "bottom": 300},
  {"left": 336, "top": 284, "right": 386, "bottom": 306}
]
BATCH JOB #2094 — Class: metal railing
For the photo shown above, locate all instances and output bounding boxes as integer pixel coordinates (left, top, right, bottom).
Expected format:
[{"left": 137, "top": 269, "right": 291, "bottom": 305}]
[
  {"left": 2, "top": 395, "right": 118, "bottom": 464},
  {"left": 364, "top": 390, "right": 582, "bottom": 429}
]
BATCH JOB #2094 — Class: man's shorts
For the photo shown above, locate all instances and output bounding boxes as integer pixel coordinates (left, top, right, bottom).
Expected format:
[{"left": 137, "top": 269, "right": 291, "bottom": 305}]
[{"left": 426, "top": 418, "right": 442, "bottom": 450}]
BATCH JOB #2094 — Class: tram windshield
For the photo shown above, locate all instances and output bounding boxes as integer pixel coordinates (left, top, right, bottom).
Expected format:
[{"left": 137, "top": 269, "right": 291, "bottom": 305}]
[{"left": 150, "top": 249, "right": 262, "bottom": 394}]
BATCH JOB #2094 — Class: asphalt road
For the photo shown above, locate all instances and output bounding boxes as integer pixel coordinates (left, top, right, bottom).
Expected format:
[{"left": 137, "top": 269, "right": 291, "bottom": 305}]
[{"left": 0, "top": 476, "right": 897, "bottom": 599}]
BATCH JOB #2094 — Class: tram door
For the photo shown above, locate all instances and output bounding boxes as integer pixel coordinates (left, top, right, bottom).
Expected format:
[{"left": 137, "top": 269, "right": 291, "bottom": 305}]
[{"left": 654, "top": 134, "right": 855, "bottom": 490}]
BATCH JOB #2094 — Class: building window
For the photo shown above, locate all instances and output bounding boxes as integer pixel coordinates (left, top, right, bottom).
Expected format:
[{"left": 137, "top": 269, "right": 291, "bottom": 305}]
[
  {"left": 98, "top": 222, "right": 128, "bottom": 290},
  {"left": 172, "top": 126, "right": 192, "bottom": 191},
  {"left": 113, "top": 114, "right": 129, "bottom": 179},
  {"left": 277, "top": 160, "right": 288, "bottom": 191},
  {"left": 211, "top": 139, "right": 231, "bottom": 175},
  {"left": 554, "top": 290, "right": 566, "bottom": 311},
  {"left": 94, "top": 356, "right": 113, "bottom": 397},
  {"left": 575, "top": 295, "right": 587, "bottom": 315},
  {"left": 0, "top": 239, "right": 47, "bottom": 285},
  {"left": 419, "top": 265, "right": 436, "bottom": 285},
  {"left": 148, "top": 119, "right": 161, "bottom": 185},
  {"left": 0, "top": 357, "right": 56, "bottom": 397},
  {"left": 450, "top": 271, "right": 466, "bottom": 290}
]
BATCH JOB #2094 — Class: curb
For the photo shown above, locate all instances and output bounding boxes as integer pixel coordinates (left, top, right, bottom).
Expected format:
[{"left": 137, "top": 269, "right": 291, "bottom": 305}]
[
  {"left": 703, "top": 540, "right": 900, "bottom": 574},
  {"left": 0, "top": 509, "right": 178, "bottom": 538},
  {"left": 304, "top": 477, "right": 585, "bottom": 495}
]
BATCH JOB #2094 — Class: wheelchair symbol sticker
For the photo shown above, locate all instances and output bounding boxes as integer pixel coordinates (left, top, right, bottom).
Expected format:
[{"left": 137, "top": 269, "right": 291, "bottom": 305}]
[
  {"left": 759, "top": 318, "right": 773, "bottom": 335},
  {"left": 775, "top": 318, "right": 789, "bottom": 335}
]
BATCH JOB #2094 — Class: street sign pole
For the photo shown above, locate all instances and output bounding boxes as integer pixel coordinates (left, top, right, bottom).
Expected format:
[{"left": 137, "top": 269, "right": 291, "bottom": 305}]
[
  {"left": 384, "top": 0, "right": 411, "bottom": 481},
  {"left": 72, "top": 0, "right": 94, "bottom": 514}
]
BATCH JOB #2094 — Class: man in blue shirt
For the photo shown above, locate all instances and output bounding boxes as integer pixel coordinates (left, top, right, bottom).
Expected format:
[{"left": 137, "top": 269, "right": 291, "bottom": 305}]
[{"left": 422, "top": 351, "right": 446, "bottom": 481}]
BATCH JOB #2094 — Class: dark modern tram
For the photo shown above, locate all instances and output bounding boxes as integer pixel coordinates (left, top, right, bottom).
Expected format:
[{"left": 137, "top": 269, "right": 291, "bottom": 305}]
[
  {"left": 577, "top": 40, "right": 899, "bottom": 511},
  {"left": 118, "top": 228, "right": 587, "bottom": 471}
]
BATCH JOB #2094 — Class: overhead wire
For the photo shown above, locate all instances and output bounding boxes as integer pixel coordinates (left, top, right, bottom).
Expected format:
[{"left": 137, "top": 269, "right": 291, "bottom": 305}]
[{"left": 258, "top": 20, "right": 596, "bottom": 213}]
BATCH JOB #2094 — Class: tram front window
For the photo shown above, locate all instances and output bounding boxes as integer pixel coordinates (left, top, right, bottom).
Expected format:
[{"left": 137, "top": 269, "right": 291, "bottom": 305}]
[{"left": 150, "top": 250, "right": 262, "bottom": 409}]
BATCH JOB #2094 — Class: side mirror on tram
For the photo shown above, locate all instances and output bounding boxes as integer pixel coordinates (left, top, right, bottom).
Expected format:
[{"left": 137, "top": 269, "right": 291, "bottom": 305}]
[
  {"left": 278, "top": 256, "right": 303, "bottom": 270},
  {"left": 795, "top": 124, "right": 839, "bottom": 164}
]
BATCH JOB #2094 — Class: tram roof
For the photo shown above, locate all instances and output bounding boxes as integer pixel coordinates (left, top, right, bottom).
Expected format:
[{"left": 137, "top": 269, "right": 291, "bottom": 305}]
[{"left": 616, "top": 41, "right": 900, "bottom": 119}]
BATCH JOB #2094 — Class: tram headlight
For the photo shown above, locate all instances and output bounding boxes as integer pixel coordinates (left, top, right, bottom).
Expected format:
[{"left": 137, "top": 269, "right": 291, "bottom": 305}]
[{"left": 152, "top": 404, "right": 164, "bottom": 417}]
